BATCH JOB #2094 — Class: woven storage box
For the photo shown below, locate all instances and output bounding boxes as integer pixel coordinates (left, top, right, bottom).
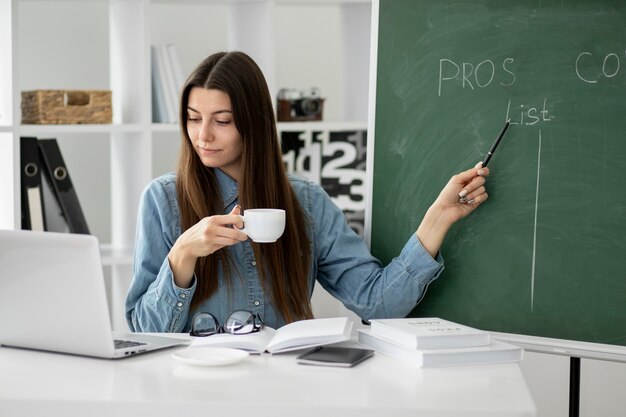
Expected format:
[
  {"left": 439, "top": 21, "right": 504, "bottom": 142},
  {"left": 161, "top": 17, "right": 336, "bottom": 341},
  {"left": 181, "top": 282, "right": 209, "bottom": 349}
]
[{"left": 21, "top": 90, "right": 112, "bottom": 124}]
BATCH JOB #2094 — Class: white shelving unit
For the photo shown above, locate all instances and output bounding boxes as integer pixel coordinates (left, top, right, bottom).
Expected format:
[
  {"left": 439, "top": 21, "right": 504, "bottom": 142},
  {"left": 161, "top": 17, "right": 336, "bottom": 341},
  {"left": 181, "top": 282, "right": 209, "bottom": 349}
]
[
  {"left": 0, "top": 0, "right": 18, "bottom": 230},
  {"left": 0, "top": 0, "right": 371, "bottom": 330}
]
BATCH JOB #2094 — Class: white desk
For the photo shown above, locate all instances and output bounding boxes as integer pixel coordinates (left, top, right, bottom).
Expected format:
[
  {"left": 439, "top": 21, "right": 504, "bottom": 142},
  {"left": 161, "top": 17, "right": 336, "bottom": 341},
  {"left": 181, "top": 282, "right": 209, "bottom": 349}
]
[{"left": 0, "top": 339, "right": 536, "bottom": 417}]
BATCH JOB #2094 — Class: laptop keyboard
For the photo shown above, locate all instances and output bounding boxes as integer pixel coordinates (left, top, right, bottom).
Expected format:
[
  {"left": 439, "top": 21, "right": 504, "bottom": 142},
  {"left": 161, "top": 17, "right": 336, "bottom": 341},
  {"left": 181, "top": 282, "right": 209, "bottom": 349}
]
[{"left": 114, "top": 339, "right": 147, "bottom": 349}]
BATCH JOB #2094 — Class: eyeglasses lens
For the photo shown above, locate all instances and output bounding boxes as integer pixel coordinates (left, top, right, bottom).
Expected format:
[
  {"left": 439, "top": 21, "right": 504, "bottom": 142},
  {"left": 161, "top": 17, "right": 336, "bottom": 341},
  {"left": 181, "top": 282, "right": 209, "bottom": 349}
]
[
  {"left": 225, "top": 311, "right": 255, "bottom": 334},
  {"left": 192, "top": 313, "right": 219, "bottom": 336}
]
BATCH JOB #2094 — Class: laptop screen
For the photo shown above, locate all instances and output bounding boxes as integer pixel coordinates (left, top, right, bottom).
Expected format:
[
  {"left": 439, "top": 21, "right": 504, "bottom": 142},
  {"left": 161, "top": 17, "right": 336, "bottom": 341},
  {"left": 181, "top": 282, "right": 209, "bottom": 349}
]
[{"left": 0, "top": 230, "right": 116, "bottom": 357}]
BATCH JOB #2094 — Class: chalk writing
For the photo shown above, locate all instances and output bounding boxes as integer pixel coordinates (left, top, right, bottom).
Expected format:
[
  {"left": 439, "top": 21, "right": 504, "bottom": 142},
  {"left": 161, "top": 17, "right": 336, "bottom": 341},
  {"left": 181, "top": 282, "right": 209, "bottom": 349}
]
[
  {"left": 575, "top": 50, "right": 624, "bottom": 84},
  {"left": 438, "top": 58, "right": 516, "bottom": 96},
  {"left": 505, "top": 98, "right": 554, "bottom": 126}
]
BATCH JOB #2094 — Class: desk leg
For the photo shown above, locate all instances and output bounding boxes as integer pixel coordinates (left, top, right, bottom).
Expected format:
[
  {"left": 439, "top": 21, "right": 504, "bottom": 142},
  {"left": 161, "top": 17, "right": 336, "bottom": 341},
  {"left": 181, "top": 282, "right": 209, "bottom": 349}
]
[{"left": 569, "top": 356, "right": 581, "bottom": 417}]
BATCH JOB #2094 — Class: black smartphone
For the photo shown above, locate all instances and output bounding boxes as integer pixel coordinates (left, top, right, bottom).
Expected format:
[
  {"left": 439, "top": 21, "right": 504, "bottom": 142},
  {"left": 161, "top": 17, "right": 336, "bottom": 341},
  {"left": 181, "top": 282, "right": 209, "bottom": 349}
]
[{"left": 296, "top": 346, "right": 375, "bottom": 368}]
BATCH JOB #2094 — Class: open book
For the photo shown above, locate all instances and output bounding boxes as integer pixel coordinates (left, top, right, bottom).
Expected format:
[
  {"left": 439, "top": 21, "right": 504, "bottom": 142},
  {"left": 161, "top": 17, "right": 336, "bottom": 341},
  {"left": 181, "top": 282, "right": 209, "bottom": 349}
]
[{"left": 190, "top": 317, "right": 352, "bottom": 354}]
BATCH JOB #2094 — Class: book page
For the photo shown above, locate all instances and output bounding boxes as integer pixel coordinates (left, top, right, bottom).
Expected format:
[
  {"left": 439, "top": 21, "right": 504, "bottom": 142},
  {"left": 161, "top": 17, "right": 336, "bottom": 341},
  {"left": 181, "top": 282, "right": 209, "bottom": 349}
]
[
  {"left": 190, "top": 327, "right": 276, "bottom": 353},
  {"left": 266, "top": 317, "right": 351, "bottom": 353}
]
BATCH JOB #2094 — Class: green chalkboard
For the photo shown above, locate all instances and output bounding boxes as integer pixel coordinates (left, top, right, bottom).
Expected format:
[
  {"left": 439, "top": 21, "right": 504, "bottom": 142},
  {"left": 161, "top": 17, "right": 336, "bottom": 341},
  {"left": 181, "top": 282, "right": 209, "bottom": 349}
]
[{"left": 371, "top": 0, "right": 626, "bottom": 347}]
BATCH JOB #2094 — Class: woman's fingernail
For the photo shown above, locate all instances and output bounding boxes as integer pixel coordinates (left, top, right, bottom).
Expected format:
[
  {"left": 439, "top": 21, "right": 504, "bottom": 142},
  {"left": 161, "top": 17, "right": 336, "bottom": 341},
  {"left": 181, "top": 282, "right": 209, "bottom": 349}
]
[
  {"left": 458, "top": 189, "right": 468, "bottom": 198},
  {"left": 475, "top": 161, "right": 483, "bottom": 168},
  {"left": 477, "top": 169, "right": 485, "bottom": 176}
]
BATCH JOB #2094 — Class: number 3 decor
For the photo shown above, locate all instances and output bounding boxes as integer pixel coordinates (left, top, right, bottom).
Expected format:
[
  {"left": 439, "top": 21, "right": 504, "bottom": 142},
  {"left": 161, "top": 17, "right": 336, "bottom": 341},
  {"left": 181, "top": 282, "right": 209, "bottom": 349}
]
[{"left": 281, "top": 129, "right": 367, "bottom": 237}]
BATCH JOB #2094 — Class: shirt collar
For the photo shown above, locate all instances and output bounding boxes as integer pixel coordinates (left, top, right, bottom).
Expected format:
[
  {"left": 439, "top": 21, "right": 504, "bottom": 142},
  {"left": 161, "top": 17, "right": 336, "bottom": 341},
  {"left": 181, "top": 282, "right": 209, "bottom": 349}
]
[{"left": 214, "top": 168, "right": 239, "bottom": 209}]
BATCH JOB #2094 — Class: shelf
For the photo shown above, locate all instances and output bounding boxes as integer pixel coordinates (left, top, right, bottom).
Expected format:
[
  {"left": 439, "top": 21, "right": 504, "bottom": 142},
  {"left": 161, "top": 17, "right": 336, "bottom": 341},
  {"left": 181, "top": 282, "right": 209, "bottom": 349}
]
[
  {"left": 151, "top": 121, "right": 368, "bottom": 133},
  {"left": 277, "top": 121, "right": 367, "bottom": 131},
  {"left": 19, "top": 123, "right": 144, "bottom": 135},
  {"left": 150, "top": 0, "right": 370, "bottom": 4}
]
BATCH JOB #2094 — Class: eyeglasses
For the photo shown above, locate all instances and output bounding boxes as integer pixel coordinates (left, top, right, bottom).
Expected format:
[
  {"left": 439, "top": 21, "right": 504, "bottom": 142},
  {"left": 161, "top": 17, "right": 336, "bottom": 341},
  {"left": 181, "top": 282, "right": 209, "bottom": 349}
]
[{"left": 190, "top": 310, "right": 265, "bottom": 337}]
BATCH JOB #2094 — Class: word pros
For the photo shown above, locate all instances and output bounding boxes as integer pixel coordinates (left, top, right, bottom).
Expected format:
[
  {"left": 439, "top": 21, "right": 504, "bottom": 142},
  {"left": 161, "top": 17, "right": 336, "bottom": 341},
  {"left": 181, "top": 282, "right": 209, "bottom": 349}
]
[{"left": 438, "top": 58, "right": 516, "bottom": 97}]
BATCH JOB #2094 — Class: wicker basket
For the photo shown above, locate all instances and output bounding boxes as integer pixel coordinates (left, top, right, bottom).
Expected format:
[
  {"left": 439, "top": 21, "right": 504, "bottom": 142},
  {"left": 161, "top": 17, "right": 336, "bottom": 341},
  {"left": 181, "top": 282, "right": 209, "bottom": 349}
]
[{"left": 21, "top": 90, "right": 112, "bottom": 124}]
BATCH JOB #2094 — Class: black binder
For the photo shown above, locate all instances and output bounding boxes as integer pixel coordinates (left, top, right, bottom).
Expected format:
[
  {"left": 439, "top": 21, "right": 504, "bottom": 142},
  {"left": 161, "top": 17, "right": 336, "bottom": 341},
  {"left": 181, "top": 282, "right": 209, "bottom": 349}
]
[
  {"left": 20, "top": 137, "right": 47, "bottom": 231},
  {"left": 41, "top": 167, "right": 70, "bottom": 234},
  {"left": 38, "top": 138, "right": 90, "bottom": 234}
]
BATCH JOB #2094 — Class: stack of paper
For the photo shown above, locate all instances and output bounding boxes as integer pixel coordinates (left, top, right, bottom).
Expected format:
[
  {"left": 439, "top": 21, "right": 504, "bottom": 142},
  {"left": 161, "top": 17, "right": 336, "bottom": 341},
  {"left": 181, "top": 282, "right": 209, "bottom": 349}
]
[{"left": 357, "top": 317, "right": 522, "bottom": 367}]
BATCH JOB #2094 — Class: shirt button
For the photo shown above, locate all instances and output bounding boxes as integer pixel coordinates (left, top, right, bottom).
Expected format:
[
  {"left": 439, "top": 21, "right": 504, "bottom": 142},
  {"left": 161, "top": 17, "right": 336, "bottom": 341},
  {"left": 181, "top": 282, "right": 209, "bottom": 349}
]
[
  {"left": 254, "top": 300, "right": 260, "bottom": 306},
  {"left": 251, "top": 261, "right": 257, "bottom": 266},
  {"left": 180, "top": 293, "right": 187, "bottom": 299},
  {"left": 176, "top": 302, "right": 183, "bottom": 307}
]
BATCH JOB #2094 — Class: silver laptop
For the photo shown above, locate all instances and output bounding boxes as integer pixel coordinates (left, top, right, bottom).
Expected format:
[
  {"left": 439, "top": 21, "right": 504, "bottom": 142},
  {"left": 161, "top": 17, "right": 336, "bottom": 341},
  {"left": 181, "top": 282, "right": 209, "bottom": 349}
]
[{"left": 0, "top": 229, "right": 187, "bottom": 358}]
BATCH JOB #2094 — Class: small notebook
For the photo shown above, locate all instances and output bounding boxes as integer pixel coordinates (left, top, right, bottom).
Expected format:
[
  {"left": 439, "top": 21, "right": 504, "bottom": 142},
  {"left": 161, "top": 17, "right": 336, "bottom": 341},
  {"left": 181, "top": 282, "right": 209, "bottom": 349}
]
[{"left": 296, "top": 346, "right": 374, "bottom": 367}]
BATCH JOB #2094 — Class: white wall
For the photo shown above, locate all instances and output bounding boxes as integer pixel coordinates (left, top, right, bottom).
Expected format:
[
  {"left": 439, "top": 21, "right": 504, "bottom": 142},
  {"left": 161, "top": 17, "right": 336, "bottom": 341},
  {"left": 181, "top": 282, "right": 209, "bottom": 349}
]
[{"left": 16, "top": 2, "right": 626, "bottom": 416}]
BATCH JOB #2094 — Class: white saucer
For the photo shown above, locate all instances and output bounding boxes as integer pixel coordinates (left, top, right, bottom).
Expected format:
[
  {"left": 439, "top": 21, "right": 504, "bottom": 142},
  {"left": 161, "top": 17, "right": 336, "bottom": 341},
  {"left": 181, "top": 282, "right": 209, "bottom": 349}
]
[{"left": 172, "top": 347, "right": 249, "bottom": 366}]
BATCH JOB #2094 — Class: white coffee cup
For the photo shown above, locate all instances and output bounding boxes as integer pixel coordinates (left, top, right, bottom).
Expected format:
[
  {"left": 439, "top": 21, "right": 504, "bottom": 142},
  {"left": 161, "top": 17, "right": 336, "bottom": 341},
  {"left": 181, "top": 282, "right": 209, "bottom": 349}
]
[{"left": 237, "top": 209, "right": 286, "bottom": 243}]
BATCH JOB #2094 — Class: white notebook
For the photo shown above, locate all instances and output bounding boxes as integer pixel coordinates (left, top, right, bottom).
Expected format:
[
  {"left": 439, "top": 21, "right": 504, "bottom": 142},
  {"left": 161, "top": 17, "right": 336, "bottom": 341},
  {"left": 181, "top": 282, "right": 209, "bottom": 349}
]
[{"left": 358, "top": 329, "right": 522, "bottom": 368}]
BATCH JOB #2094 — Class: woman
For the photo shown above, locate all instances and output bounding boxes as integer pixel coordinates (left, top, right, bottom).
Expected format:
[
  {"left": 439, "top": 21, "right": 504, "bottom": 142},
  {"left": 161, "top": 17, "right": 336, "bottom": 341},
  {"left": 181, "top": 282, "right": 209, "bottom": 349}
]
[{"left": 125, "top": 51, "right": 489, "bottom": 332}]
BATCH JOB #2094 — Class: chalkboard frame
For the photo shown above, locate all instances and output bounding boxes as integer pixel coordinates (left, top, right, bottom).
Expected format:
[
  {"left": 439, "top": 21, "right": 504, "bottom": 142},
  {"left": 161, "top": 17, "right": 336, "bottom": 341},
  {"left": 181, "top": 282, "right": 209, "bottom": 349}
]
[{"left": 365, "top": 0, "right": 626, "bottom": 362}]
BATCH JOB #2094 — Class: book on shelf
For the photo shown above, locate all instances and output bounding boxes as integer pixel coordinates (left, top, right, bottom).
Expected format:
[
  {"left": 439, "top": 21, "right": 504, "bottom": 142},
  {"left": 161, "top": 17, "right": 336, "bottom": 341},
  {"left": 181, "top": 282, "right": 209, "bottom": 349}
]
[
  {"left": 152, "top": 44, "right": 176, "bottom": 123},
  {"left": 41, "top": 169, "right": 70, "bottom": 234},
  {"left": 369, "top": 317, "right": 490, "bottom": 349},
  {"left": 38, "top": 138, "right": 90, "bottom": 235},
  {"left": 151, "top": 43, "right": 185, "bottom": 123},
  {"left": 150, "top": 45, "right": 169, "bottom": 124},
  {"left": 166, "top": 43, "right": 185, "bottom": 94},
  {"left": 190, "top": 316, "right": 352, "bottom": 354},
  {"left": 160, "top": 44, "right": 179, "bottom": 123},
  {"left": 357, "top": 329, "right": 523, "bottom": 368},
  {"left": 20, "top": 137, "right": 47, "bottom": 232}
]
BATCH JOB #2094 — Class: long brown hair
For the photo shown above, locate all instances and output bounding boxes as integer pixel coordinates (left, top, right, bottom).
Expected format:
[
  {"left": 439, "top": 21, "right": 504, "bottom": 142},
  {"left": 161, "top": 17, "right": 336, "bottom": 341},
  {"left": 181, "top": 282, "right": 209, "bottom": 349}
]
[{"left": 176, "top": 51, "right": 313, "bottom": 323}]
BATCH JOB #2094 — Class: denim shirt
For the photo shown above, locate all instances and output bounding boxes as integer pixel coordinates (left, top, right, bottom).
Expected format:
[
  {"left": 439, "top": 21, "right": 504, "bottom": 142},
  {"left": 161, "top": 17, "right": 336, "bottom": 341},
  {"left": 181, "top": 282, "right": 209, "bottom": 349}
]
[{"left": 125, "top": 169, "right": 444, "bottom": 332}]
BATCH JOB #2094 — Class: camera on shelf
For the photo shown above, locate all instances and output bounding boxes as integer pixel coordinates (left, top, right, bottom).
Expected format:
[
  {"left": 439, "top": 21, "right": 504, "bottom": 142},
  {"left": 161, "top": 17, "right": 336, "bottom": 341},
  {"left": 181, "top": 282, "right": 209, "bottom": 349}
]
[{"left": 276, "top": 88, "right": 325, "bottom": 122}]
